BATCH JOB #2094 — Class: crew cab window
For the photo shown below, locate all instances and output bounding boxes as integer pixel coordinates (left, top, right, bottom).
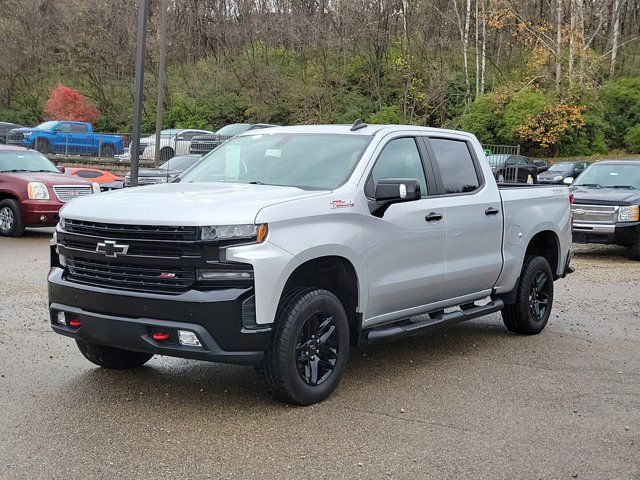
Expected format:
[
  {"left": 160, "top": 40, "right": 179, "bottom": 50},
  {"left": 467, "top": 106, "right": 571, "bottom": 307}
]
[
  {"left": 516, "top": 156, "right": 531, "bottom": 166},
  {"left": 429, "top": 138, "right": 480, "bottom": 194},
  {"left": 71, "top": 124, "right": 88, "bottom": 133},
  {"left": 55, "top": 123, "right": 71, "bottom": 133},
  {"left": 369, "top": 138, "right": 427, "bottom": 195}
]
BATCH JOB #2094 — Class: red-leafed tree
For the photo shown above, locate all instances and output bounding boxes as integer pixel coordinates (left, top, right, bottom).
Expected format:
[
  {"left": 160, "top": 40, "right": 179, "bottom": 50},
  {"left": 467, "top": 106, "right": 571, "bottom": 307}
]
[{"left": 44, "top": 84, "right": 101, "bottom": 124}]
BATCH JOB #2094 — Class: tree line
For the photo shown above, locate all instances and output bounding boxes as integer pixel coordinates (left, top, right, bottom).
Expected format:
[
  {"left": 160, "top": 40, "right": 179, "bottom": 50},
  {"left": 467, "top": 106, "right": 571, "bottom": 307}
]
[{"left": 1, "top": 0, "right": 640, "bottom": 155}]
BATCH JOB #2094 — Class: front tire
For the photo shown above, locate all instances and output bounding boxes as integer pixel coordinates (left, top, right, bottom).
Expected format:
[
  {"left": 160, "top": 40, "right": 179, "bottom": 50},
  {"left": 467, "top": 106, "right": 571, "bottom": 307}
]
[
  {"left": 628, "top": 240, "right": 640, "bottom": 261},
  {"left": 257, "top": 288, "right": 350, "bottom": 406},
  {"left": 0, "top": 199, "right": 25, "bottom": 237},
  {"left": 159, "top": 147, "right": 174, "bottom": 162},
  {"left": 34, "top": 138, "right": 51, "bottom": 154},
  {"left": 502, "top": 256, "right": 554, "bottom": 335},
  {"left": 76, "top": 340, "right": 153, "bottom": 369}
]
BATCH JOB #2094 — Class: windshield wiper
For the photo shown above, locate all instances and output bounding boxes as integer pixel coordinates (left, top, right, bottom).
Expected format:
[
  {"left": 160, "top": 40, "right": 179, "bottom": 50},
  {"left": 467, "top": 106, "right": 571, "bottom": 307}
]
[
  {"left": 1, "top": 169, "right": 30, "bottom": 173},
  {"left": 577, "top": 183, "right": 603, "bottom": 189},
  {"left": 606, "top": 185, "right": 636, "bottom": 190},
  {"left": 248, "top": 181, "right": 267, "bottom": 185}
]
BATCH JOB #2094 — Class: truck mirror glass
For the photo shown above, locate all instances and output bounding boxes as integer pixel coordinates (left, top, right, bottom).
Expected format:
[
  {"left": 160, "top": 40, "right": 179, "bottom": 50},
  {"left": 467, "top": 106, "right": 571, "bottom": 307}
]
[{"left": 371, "top": 178, "right": 421, "bottom": 218}]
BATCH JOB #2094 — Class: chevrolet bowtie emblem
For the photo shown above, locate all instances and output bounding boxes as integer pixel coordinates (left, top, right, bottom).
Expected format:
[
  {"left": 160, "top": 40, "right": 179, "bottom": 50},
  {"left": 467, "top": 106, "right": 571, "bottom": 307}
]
[{"left": 96, "top": 240, "right": 130, "bottom": 258}]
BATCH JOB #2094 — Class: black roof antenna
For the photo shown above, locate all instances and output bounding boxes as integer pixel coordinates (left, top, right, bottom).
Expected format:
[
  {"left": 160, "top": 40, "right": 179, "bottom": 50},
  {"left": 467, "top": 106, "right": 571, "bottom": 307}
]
[{"left": 350, "top": 119, "right": 368, "bottom": 131}]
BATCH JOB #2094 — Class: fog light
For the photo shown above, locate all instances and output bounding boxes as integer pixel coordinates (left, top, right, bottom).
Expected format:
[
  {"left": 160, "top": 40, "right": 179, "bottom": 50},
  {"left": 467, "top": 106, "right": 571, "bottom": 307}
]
[
  {"left": 178, "top": 330, "right": 202, "bottom": 347},
  {"left": 40, "top": 215, "right": 47, "bottom": 222},
  {"left": 56, "top": 311, "right": 67, "bottom": 325},
  {"left": 197, "top": 269, "right": 253, "bottom": 281}
]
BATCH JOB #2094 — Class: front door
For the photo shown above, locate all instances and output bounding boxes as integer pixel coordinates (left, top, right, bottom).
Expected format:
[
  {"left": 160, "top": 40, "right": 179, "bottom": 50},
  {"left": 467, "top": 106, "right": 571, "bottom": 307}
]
[{"left": 362, "top": 135, "right": 447, "bottom": 324}]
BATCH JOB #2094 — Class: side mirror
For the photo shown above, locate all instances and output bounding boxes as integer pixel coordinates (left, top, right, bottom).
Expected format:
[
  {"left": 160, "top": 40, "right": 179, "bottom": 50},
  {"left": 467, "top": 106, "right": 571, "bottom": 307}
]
[
  {"left": 58, "top": 166, "right": 66, "bottom": 173},
  {"left": 563, "top": 177, "right": 574, "bottom": 185},
  {"left": 371, "top": 178, "right": 421, "bottom": 218}
]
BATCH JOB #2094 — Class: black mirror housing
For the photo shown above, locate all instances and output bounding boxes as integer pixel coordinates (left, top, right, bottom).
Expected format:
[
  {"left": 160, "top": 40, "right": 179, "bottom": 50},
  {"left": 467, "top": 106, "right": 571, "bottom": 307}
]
[{"left": 371, "top": 178, "right": 421, "bottom": 217}]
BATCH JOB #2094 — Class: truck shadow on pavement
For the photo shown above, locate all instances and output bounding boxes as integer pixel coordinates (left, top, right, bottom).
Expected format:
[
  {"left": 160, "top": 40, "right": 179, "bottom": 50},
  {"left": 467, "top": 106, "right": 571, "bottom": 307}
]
[{"left": 56, "top": 317, "right": 513, "bottom": 412}]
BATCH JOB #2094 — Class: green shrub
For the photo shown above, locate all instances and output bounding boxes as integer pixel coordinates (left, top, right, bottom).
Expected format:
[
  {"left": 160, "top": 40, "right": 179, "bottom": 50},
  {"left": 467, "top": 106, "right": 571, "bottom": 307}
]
[{"left": 624, "top": 124, "right": 640, "bottom": 153}]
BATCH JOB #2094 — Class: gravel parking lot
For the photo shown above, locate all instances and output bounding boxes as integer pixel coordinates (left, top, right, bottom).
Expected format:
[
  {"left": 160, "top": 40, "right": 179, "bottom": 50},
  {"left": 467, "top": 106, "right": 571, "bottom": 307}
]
[{"left": 1, "top": 230, "right": 639, "bottom": 480}]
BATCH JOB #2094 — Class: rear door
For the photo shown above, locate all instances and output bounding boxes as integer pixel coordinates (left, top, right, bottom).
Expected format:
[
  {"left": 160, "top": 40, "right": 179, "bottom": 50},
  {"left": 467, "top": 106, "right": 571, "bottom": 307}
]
[
  {"left": 423, "top": 136, "right": 503, "bottom": 299},
  {"left": 362, "top": 134, "right": 448, "bottom": 323}
]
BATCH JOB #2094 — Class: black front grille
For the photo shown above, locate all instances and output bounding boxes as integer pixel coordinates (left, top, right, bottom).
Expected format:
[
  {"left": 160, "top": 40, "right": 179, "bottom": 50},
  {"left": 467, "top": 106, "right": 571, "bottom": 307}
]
[
  {"left": 65, "top": 219, "right": 198, "bottom": 241},
  {"left": 7, "top": 132, "right": 23, "bottom": 144},
  {"left": 60, "top": 237, "right": 197, "bottom": 258},
  {"left": 66, "top": 257, "right": 196, "bottom": 293}
]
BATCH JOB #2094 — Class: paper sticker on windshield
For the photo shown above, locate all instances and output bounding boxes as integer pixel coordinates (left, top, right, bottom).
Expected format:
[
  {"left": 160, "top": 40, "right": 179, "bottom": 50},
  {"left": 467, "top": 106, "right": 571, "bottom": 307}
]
[
  {"left": 609, "top": 172, "right": 619, "bottom": 176},
  {"left": 331, "top": 200, "right": 355, "bottom": 209},
  {"left": 265, "top": 149, "right": 281, "bottom": 158}
]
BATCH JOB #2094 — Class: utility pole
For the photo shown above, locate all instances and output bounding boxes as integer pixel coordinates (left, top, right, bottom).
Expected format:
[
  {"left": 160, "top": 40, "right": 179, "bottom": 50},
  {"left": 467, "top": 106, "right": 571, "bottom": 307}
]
[
  {"left": 153, "top": 0, "right": 169, "bottom": 166},
  {"left": 130, "top": 0, "right": 149, "bottom": 187}
]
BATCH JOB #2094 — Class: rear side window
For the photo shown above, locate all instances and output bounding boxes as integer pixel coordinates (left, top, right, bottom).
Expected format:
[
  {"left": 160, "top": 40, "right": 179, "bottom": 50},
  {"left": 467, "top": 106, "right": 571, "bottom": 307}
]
[
  {"left": 429, "top": 138, "right": 480, "bottom": 194},
  {"left": 71, "top": 124, "right": 88, "bottom": 133}
]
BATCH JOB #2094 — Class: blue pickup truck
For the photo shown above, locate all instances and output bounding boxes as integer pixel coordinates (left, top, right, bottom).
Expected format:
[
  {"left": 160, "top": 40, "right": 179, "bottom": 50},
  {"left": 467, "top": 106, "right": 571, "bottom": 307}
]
[{"left": 8, "top": 121, "right": 124, "bottom": 157}]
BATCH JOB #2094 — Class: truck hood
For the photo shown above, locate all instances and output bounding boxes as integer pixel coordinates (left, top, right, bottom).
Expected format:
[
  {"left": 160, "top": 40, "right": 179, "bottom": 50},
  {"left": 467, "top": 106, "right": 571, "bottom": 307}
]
[
  {"left": 128, "top": 168, "right": 182, "bottom": 177},
  {"left": 60, "top": 182, "right": 326, "bottom": 225},
  {"left": 10, "top": 127, "right": 43, "bottom": 134},
  {"left": 4, "top": 171, "right": 90, "bottom": 187},
  {"left": 572, "top": 186, "right": 640, "bottom": 205}
]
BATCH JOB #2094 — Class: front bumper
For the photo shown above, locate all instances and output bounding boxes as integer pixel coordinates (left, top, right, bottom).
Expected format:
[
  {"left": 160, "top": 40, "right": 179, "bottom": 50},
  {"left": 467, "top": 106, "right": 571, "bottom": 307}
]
[
  {"left": 48, "top": 267, "right": 271, "bottom": 364},
  {"left": 572, "top": 221, "right": 640, "bottom": 247},
  {"left": 21, "top": 199, "right": 64, "bottom": 226}
]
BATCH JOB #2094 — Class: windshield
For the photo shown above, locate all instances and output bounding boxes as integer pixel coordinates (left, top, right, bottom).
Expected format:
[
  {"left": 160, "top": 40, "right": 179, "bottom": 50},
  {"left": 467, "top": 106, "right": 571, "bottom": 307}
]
[
  {"left": 36, "top": 121, "right": 59, "bottom": 130},
  {"left": 486, "top": 154, "right": 509, "bottom": 167},
  {"left": 0, "top": 151, "right": 59, "bottom": 173},
  {"left": 574, "top": 163, "right": 640, "bottom": 189},
  {"left": 548, "top": 162, "right": 573, "bottom": 172},
  {"left": 215, "top": 124, "right": 251, "bottom": 136},
  {"left": 159, "top": 155, "right": 200, "bottom": 171},
  {"left": 180, "top": 133, "right": 371, "bottom": 190}
]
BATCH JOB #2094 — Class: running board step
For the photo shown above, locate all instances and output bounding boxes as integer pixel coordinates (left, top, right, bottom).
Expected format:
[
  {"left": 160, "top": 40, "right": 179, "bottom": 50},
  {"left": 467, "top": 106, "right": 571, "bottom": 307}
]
[{"left": 365, "top": 299, "right": 504, "bottom": 345}]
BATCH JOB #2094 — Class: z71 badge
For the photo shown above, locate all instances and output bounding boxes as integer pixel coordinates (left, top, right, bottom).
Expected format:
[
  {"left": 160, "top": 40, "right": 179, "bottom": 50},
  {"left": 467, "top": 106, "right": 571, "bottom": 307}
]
[{"left": 330, "top": 200, "right": 355, "bottom": 209}]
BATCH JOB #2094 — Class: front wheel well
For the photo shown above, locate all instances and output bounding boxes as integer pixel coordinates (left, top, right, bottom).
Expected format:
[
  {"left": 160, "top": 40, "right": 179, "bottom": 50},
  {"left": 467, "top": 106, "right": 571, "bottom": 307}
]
[
  {"left": 282, "top": 256, "right": 360, "bottom": 345},
  {"left": 525, "top": 230, "right": 560, "bottom": 278}
]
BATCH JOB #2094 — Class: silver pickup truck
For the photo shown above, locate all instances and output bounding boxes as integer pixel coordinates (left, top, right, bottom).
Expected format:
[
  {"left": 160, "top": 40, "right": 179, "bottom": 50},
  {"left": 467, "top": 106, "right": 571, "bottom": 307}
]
[{"left": 48, "top": 123, "right": 573, "bottom": 405}]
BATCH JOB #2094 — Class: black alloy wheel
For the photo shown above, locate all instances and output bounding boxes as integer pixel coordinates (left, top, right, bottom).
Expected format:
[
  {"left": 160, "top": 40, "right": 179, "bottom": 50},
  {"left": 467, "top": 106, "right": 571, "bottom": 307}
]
[{"left": 296, "top": 312, "right": 339, "bottom": 386}]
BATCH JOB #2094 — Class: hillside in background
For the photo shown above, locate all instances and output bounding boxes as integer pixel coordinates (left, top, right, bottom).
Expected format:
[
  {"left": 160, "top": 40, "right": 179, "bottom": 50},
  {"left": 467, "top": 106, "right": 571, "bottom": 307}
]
[{"left": 1, "top": 0, "right": 640, "bottom": 156}]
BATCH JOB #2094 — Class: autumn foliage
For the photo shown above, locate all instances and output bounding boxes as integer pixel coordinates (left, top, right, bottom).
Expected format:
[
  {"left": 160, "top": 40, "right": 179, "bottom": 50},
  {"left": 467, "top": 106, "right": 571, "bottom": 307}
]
[{"left": 44, "top": 85, "right": 100, "bottom": 124}]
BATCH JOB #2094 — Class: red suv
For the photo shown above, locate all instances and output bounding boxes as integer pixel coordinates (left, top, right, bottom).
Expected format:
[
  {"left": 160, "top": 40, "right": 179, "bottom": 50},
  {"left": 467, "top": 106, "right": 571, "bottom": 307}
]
[{"left": 0, "top": 145, "right": 97, "bottom": 236}]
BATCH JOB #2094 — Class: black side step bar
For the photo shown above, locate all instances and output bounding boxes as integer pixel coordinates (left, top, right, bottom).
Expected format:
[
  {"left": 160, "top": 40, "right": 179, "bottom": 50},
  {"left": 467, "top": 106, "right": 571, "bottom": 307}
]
[{"left": 365, "top": 299, "right": 504, "bottom": 345}]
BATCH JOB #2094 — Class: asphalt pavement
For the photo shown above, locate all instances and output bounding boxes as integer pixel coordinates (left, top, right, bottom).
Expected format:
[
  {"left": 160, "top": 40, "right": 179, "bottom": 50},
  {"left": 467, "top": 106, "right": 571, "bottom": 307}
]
[{"left": 1, "top": 229, "right": 639, "bottom": 479}]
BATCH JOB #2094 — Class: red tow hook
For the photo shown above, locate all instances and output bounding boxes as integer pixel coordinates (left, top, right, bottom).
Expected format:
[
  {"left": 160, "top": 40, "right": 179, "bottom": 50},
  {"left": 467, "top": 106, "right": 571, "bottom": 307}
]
[
  {"left": 152, "top": 331, "right": 171, "bottom": 341},
  {"left": 68, "top": 318, "right": 81, "bottom": 328}
]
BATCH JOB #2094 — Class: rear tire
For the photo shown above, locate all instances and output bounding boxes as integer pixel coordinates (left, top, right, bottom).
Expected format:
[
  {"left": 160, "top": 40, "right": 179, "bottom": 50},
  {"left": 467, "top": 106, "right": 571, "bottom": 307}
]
[
  {"left": 100, "top": 143, "right": 115, "bottom": 158},
  {"left": 0, "top": 199, "right": 25, "bottom": 237},
  {"left": 256, "top": 288, "right": 350, "bottom": 406},
  {"left": 502, "top": 256, "right": 554, "bottom": 335},
  {"left": 159, "top": 147, "right": 174, "bottom": 162},
  {"left": 76, "top": 340, "right": 153, "bottom": 369}
]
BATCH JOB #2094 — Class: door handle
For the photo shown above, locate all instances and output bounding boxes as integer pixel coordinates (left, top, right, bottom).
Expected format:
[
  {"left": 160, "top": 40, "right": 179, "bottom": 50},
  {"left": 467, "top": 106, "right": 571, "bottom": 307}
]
[
  {"left": 425, "top": 212, "right": 443, "bottom": 222},
  {"left": 485, "top": 207, "right": 500, "bottom": 216}
]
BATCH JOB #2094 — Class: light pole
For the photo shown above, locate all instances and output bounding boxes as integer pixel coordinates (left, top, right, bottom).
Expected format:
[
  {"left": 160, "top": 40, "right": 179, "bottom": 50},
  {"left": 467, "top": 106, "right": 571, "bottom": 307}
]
[
  {"left": 130, "top": 0, "right": 149, "bottom": 188},
  {"left": 153, "top": 0, "right": 169, "bottom": 166}
]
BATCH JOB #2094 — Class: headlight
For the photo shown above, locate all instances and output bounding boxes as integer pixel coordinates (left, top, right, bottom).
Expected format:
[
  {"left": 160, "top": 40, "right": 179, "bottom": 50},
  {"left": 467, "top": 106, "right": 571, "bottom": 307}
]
[
  {"left": 23, "top": 132, "right": 33, "bottom": 138},
  {"left": 58, "top": 217, "right": 66, "bottom": 230},
  {"left": 91, "top": 182, "right": 101, "bottom": 194},
  {"left": 27, "top": 182, "right": 50, "bottom": 200},
  {"left": 618, "top": 205, "right": 639, "bottom": 222},
  {"left": 553, "top": 175, "right": 563, "bottom": 182},
  {"left": 200, "top": 224, "right": 268, "bottom": 242}
]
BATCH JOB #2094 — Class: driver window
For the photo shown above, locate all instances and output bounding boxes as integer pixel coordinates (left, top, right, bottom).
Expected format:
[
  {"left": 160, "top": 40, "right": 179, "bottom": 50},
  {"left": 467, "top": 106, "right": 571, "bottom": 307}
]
[{"left": 370, "top": 138, "right": 427, "bottom": 195}]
